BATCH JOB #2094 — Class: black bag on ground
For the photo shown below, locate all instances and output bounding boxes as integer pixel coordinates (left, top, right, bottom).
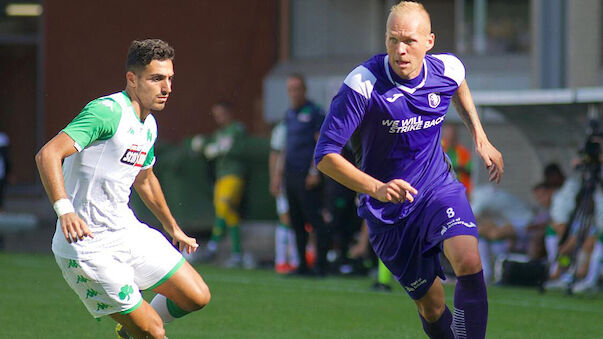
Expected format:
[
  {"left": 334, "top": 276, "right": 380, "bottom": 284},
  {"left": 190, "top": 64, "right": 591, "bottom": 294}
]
[{"left": 500, "top": 260, "right": 548, "bottom": 287}]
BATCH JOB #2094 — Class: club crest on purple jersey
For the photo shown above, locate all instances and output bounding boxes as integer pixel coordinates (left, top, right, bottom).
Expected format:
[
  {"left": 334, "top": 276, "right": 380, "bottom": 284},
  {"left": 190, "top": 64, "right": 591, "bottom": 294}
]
[{"left": 428, "top": 93, "right": 441, "bottom": 108}]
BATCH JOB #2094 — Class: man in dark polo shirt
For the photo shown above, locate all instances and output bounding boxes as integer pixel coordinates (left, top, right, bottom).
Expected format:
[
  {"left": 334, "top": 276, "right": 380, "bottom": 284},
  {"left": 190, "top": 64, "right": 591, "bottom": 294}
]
[{"left": 284, "top": 73, "right": 328, "bottom": 276}]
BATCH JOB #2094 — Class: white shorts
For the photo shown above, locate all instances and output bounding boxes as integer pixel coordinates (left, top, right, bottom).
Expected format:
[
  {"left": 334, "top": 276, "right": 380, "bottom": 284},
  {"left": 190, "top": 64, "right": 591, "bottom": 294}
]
[{"left": 54, "top": 225, "right": 183, "bottom": 318}]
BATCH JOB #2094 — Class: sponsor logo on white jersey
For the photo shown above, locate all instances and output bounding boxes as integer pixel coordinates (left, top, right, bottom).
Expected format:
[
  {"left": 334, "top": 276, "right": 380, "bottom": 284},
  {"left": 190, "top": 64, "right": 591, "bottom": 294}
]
[
  {"left": 120, "top": 144, "right": 147, "bottom": 167},
  {"left": 428, "top": 92, "right": 441, "bottom": 108},
  {"left": 385, "top": 93, "right": 405, "bottom": 103}
]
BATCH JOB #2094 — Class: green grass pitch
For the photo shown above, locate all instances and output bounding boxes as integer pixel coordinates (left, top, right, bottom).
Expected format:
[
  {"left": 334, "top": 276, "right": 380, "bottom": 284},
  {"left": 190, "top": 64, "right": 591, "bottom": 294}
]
[{"left": 1, "top": 253, "right": 601, "bottom": 338}]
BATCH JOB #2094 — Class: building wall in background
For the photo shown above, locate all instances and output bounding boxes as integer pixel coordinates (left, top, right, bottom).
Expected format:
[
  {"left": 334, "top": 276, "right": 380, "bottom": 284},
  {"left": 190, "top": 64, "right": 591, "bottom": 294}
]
[
  {"left": 0, "top": 45, "right": 37, "bottom": 184},
  {"left": 44, "top": 0, "right": 278, "bottom": 147}
]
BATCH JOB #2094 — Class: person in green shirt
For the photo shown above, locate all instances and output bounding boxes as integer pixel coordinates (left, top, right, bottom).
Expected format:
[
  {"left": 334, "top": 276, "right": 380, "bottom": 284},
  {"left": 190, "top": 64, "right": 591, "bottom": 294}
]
[{"left": 199, "top": 101, "right": 248, "bottom": 267}]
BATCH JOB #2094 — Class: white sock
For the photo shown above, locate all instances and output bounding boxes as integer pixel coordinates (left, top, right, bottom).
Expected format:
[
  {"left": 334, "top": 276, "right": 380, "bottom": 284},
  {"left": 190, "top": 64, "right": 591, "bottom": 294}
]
[
  {"left": 275, "top": 224, "right": 288, "bottom": 265},
  {"left": 582, "top": 240, "right": 602, "bottom": 285},
  {"left": 207, "top": 240, "right": 218, "bottom": 252},
  {"left": 287, "top": 228, "right": 299, "bottom": 266},
  {"left": 150, "top": 294, "right": 176, "bottom": 323},
  {"left": 545, "top": 235, "right": 558, "bottom": 274}
]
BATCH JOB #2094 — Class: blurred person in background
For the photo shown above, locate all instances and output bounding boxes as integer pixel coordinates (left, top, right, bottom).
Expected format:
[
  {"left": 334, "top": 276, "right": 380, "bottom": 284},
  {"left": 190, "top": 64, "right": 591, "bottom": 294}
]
[
  {"left": 442, "top": 123, "right": 472, "bottom": 194},
  {"left": 197, "top": 101, "right": 248, "bottom": 268},
  {"left": 35, "top": 39, "right": 210, "bottom": 339},
  {"left": 546, "top": 166, "right": 602, "bottom": 293},
  {"left": 0, "top": 131, "right": 11, "bottom": 213},
  {"left": 471, "top": 184, "right": 535, "bottom": 283},
  {"left": 543, "top": 162, "right": 566, "bottom": 189},
  {"left": 314, "top": 2, "right": 503, "bottom": 338},
  {"left": 322, "top": 143, "right": 362, "bottom": 274},
  {"left": 269, "top": 120, "right": 300, "bottom": 274},
  {"left": 528, "top": 182, "right": 557, "bottom": 261},
  {"left": 283, "top": 73, "right": 329, "bottom": 277}
]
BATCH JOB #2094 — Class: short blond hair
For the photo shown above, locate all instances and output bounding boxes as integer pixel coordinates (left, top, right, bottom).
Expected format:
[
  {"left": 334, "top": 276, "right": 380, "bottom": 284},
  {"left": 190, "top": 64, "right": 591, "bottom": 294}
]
[{"left": 389, "top": 1, "right": 432, "bottom": 34}]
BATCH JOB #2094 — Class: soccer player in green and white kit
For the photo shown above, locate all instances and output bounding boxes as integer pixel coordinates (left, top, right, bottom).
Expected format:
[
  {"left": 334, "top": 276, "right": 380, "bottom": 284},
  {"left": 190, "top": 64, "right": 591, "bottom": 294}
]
[{"left": 36, "top": 39, "right": 210, "bottom": 339}]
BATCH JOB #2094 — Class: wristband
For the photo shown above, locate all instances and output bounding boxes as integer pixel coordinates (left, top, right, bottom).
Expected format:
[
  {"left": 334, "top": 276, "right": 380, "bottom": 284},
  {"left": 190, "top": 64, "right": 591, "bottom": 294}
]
[
  {"left": 308, "top": 167, "right": 319, "bottom": 175},
  {"left": 53, "top": 198, "right": 75, "bottom": 217}
]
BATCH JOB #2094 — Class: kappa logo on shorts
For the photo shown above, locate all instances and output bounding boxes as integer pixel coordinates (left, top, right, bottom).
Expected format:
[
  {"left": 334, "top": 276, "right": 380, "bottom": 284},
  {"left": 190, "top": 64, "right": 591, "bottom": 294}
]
[
  {"left": 120, "top": 144, "right": 147, "bottom": 167},
  {"left": 96, "top": 302, "right": 110, "bottom": 311},
  {"left": 440, "top": 217, "right": 476, "bottom": 235}
]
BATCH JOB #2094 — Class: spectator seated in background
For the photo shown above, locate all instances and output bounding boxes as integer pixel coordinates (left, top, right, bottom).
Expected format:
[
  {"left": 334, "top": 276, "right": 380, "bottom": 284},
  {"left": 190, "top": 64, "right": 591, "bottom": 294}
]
[
  {"left": 527, "top": 182, "right": 557, "bottom": 262},
  {"left": 543, "top": 162, "right": 566, "bottom": 189},
  {"left": 471, "top": 184, "right": 535, "bottom": 283},
  {"left": 546, "top": 170, "right": 602, "bottom": 293}
]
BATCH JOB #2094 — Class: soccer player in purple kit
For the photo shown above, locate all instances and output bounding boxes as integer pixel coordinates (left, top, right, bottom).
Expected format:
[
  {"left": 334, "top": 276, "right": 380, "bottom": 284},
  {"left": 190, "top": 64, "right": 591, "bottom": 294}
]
[{"left": 314, "top": 2, "right": 503, "bottom": 339}]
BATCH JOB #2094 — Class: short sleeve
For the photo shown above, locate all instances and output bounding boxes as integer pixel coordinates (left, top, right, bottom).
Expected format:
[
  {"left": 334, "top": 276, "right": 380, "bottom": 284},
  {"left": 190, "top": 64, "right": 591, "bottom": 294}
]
[
  {"left": 432, "top": 54, "right": 466, "bottom": 86},
  {"left": 62, "top": 98, "right": 121, "bottom": 151},
  {"left": 270, "top": 122, "right": 286, "bottom": 151},
  {"left": 314, "top": 80, "right": 370, "bottom": 166},
  {"left": 141, "top": 146, "right": 155, "bottom": 169}
]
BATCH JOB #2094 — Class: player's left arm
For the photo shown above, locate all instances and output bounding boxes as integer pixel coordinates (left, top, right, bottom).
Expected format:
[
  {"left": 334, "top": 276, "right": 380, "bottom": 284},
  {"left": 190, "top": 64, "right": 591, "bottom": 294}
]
[
  {"left": 452, "top": 80, "right": 504, "bottom": 183},
  {"left": 133, "top": 167, "right": 199, "bottom": 253}
]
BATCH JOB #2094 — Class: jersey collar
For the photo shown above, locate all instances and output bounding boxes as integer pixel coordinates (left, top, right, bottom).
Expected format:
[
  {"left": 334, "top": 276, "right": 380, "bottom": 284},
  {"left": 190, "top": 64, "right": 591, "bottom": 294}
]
[
  {"left": 383, "top": 55, "right": 427, "bottom": 94},
  {"left": 121, "top": 91, "right": 145, "bottom": 123}
]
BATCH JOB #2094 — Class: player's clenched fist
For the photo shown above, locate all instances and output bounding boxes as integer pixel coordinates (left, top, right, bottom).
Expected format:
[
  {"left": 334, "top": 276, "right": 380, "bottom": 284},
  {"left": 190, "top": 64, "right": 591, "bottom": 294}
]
[{"left": 373, "top": 179, "right": 418, "bottom": 204}]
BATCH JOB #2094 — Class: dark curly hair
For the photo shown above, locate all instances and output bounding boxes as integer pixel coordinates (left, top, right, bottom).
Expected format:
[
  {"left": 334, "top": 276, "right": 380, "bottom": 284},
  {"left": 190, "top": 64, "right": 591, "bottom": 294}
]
[{"left": 126, "top": 39, "right": 175, "bottom": 73}]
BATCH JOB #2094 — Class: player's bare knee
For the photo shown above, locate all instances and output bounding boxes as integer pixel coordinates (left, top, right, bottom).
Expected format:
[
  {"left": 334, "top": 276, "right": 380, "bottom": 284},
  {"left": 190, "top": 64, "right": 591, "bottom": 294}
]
[
  {"left": 195, "top": 283, "right": 211, "bottom": 309},
  {"left": 185, "top": 282, "right": 211, "bottom": 311},
  {"left": 417, "top": 302, "right": 445, "bottom": 323},
  {"left": 454, "top": 252, "right": 482, "bottom": 276}
]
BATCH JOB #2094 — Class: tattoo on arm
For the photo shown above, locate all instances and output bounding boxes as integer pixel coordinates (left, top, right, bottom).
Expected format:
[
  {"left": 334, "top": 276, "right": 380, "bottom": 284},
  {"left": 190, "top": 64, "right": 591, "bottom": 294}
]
[{"left": 452, "top": 92, "right": 475, "bottom": 132}]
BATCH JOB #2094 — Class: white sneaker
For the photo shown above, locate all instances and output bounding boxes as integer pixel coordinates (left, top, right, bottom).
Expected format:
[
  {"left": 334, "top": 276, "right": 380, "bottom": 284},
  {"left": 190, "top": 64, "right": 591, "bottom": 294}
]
[
  {"left": 571, "top": 279, "right": 597, "bottom": 294},
  {"left": 242, "top": 253, "right": 256, "bottom": 269},
  {"left": 544, "top": 278, "right": 568, "bottom": 290},
  {"left": 224, "top": 253, "right": 243, "bottom": 268}
]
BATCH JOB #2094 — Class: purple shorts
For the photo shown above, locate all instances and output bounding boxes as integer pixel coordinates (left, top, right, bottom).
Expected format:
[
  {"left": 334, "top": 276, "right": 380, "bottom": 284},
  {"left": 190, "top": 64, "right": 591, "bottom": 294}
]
[{"left": 367, "top": 180, "right": 477, "bottom": 300}]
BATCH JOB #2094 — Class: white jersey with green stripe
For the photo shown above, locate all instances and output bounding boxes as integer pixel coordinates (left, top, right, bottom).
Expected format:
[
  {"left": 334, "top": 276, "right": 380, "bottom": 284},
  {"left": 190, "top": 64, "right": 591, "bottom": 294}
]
[{"left": 52, "top": 91, "right": 158, "bottom": 259}]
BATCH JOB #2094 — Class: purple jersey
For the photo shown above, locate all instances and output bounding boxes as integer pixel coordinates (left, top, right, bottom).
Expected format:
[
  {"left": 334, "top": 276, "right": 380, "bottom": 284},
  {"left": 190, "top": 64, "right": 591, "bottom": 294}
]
[{"left": 315, "top": 53, "right": 466, "bottom": 225}]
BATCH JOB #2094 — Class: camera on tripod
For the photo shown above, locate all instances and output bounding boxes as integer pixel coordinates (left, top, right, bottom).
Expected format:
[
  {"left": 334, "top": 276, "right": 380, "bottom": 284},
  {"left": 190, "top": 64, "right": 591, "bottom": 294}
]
[{"left": 578, "top": 118, "right": 602, "bottom": 174}]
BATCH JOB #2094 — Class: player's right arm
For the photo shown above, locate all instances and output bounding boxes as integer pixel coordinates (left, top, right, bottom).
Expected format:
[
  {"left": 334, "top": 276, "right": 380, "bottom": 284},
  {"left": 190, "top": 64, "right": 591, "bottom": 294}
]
[
  {"left": 35, "top": 132, "right": 92, "bottom": 243},
  {"left": 317, "top": 153, "right": 416, "bottom": 203},
  {"left": 314, "top": 68, "right": 417, "bottom": 204},
  {"left": 35, "top": 98, "right": 119, "bottom": 243}
]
